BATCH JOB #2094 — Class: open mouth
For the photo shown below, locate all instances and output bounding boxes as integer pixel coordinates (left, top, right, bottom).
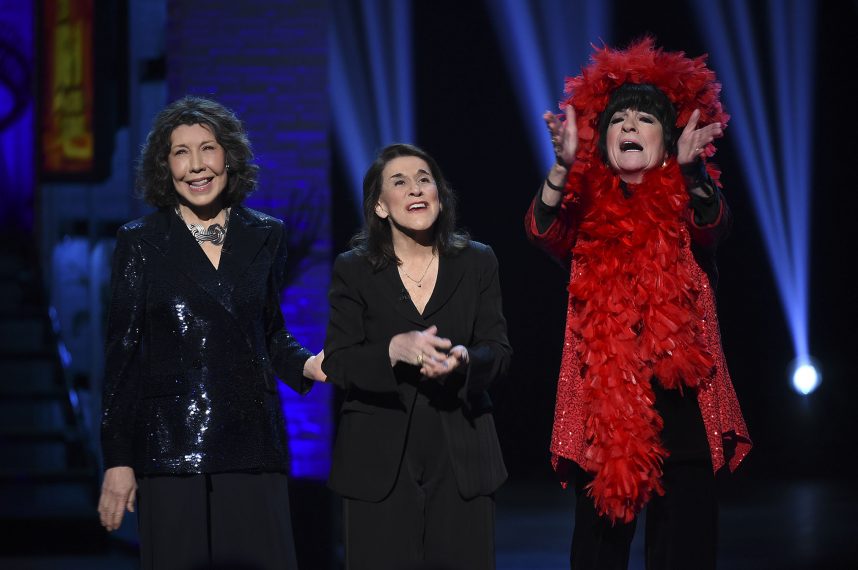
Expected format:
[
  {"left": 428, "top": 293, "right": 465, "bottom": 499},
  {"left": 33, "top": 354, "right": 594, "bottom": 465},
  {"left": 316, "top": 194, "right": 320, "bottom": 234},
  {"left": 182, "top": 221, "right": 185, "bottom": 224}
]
[
  {"left": 188, "top": 178, "right": 213, "bottom": 191},
  {"left": 407, "top": 202, "right": 428, "bottom": 211},
  {"left": 620, "top": 141, "right": 643, "bottom": 152}
]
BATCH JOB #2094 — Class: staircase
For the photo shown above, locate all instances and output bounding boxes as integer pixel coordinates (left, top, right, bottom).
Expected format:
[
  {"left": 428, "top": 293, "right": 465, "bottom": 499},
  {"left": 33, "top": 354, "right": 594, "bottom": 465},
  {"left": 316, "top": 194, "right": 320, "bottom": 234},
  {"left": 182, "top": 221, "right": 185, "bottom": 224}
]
[{"left": 0, "top": 235, "right": 106, "bottom": 554}]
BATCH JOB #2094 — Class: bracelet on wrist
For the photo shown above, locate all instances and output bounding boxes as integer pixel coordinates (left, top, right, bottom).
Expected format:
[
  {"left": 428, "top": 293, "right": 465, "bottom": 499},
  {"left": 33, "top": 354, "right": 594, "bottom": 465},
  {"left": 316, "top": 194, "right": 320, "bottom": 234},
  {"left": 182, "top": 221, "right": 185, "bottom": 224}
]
[{"left": 545, "top": 177, "right": 565, "bottom": 192}]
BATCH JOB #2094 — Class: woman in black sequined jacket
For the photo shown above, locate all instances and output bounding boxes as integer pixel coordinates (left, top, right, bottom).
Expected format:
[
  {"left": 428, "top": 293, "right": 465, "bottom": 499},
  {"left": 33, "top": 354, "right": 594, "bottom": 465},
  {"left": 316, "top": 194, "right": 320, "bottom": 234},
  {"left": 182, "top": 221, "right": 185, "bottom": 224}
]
[{"left": 97, "top": 96, "right": 325, "bottom": 570}]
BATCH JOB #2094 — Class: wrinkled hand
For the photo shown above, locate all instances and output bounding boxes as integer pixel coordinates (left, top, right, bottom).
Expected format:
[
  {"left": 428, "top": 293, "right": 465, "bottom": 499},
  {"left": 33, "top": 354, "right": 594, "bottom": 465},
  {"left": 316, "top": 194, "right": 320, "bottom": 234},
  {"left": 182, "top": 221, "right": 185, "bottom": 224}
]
[
  {"left": 303, "top": 349, "right": 327, "bottom": 382},
  {"left": 544, "top": 105, "right": 578, "bottom": 168},
  {"left": 389, "top": 325, "right": 453, "bottom": 374},
  {"left": 677, "top": 109, "right": 723, "bottom": 165},
  {"left": 98, "top": 466, "right": 136, "bottom": 532}
]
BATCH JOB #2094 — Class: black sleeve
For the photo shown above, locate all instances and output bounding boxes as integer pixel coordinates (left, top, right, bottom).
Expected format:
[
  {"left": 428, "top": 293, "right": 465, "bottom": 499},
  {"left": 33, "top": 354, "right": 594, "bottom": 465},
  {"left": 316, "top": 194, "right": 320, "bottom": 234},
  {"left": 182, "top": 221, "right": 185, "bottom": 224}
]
[
  {"left": 101, "top": 228, "right": 146, "bottom": 469},
  {"left": 322, "top": 254, "right": 401, "bottom": 393},
  {"left": 682, "top": 159, "right": 722, "bottom": 226},
  {"left": 533, "top": 186, "right": 561, "bottom": 234},
  {"left": 266, "top": 222, "right": 314, "bottom": 395},
  {"left": 457, "top": 245, "right": 512, "bottom": 396}
]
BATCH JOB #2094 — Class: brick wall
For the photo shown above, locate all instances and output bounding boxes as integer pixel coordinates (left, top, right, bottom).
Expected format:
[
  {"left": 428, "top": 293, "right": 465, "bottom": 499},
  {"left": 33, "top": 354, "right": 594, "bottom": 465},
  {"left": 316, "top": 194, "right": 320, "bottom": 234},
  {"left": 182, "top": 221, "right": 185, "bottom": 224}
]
[{"left": 166, "top": 0, "right": 331, "bottom": 479}]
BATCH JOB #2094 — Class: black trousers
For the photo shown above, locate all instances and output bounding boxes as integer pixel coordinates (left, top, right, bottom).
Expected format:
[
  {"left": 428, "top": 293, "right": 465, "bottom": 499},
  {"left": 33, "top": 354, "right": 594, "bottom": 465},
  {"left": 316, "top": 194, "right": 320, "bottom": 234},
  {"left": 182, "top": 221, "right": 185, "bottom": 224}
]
[
  {"left": 136, "top": 471, "right": 298, "bottom": 570},
  {"left": 569, "top": 460, "right": 718, "bottom": 570},
  {"left": 343, "top": 402, "right": 495, "bottom": 570}
]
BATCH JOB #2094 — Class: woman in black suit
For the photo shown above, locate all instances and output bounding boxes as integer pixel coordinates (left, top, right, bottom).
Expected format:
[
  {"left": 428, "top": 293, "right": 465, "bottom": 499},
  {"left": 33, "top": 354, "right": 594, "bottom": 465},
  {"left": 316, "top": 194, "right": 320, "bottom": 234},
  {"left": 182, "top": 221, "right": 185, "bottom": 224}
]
[
  {"left": 96, "top": 96, "right": 325, "bottom": 570},
  {"left": 323, "top": 143, "right": 511, "bottom": 569}
]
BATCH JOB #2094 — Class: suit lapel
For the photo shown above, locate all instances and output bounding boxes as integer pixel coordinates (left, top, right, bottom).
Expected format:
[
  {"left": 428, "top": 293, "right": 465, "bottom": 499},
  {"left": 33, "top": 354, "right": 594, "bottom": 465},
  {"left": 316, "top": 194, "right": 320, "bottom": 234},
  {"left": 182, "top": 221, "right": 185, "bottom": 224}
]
[
  {"left": 374, "top": 250, "right": 467, "bottom": 326},
  {"left": 421, "top": 251, "right": 466, "bottom": 320},
  {"left": 140, "top": 207, "right": 271, "bottom": 321},
  {"left": 378, "top": 263, "right": 426, "bottom": 328},
  {"left": 217, "top": 207, "right": 273, "bottom": 294}
]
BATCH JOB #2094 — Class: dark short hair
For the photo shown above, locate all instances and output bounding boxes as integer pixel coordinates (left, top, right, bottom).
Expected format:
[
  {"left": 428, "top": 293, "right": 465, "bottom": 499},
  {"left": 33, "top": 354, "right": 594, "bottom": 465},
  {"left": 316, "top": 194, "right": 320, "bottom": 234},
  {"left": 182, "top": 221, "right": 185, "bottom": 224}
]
[
  {"left": 351, "top": 143, "right": 469, "bottom": 269},
  {"left": 597, "top": 83, "right": 678, "bottom": 161},
  {"left": 136, "top": 96, "right": 258, "bottom": 208}
]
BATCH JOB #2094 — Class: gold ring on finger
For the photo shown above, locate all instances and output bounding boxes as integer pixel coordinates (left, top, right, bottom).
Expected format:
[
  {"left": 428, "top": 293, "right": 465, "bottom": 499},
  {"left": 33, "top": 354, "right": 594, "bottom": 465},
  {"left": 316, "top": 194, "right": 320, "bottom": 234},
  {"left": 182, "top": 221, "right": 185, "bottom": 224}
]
[{"left": 417, "top": 353, "right": 424, "bottom": 366}]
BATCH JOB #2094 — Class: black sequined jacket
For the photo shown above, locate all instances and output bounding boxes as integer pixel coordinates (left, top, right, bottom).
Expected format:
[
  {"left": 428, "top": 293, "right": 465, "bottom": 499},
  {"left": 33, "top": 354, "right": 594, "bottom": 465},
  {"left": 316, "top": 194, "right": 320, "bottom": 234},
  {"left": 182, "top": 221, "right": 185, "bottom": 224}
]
[{"left": 100, "top": 206, "right": 313, "bottom": 476}]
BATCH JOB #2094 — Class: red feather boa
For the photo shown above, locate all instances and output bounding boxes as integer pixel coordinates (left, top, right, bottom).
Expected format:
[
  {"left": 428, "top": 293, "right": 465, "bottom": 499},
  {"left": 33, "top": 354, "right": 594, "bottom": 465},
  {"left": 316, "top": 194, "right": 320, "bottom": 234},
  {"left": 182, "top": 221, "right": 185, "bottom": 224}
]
[
  {"left": 568, "top": 161, "right": 715, "bottom": 523},
  {"left": 557, "top": 38, "right": 729, "bottom": 522}
]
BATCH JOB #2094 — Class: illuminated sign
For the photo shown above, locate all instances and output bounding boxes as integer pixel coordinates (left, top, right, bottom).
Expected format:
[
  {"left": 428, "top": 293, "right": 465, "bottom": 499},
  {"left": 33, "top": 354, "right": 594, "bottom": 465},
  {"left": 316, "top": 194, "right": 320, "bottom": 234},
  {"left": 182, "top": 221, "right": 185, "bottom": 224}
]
[{"left": 40, "top": 0, "right": 95, "bottom": 175}]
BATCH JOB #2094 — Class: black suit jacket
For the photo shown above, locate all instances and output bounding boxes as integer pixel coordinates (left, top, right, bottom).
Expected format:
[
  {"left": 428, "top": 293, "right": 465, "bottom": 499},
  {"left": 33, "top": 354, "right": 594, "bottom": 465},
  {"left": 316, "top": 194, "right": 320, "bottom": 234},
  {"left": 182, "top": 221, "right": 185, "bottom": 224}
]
[
  {"left": 323, "top": 241, "right": 511, "bottom": 501},
  {"left": 101, "top": 206, "right": 312, "bottom": 475}
]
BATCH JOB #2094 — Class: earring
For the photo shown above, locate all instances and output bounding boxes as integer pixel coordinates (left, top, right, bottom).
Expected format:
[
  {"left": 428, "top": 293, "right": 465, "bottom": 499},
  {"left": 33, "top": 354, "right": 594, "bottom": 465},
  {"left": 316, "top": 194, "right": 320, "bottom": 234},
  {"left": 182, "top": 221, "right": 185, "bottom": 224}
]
[{"left": 226, "top": 163, "right": 231, "bottom": 170}]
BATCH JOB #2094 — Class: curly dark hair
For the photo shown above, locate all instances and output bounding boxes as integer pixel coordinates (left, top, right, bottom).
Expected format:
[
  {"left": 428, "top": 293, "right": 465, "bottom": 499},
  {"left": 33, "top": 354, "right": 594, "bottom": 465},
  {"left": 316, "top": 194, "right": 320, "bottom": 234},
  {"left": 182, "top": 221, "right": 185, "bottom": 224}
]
[
  {"left": 597, "top": 83, "right": 678, "bottom": 162},
  {"left": 136, "top": 96, "right": 258, "bottom": 208},
  {"left": 351, "top": 143, "right": 469, "bottom": 270}
]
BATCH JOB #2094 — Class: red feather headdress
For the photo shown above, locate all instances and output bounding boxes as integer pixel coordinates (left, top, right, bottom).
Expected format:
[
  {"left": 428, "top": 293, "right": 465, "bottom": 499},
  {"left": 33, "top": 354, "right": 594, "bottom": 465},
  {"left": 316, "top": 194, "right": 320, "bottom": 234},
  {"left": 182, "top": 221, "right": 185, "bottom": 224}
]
[
  {"left": 557, "top": 38, "right": 729, "bottom": 522},
  {"left": 564, "top": 36, "right": 729, "bottom": 173}
]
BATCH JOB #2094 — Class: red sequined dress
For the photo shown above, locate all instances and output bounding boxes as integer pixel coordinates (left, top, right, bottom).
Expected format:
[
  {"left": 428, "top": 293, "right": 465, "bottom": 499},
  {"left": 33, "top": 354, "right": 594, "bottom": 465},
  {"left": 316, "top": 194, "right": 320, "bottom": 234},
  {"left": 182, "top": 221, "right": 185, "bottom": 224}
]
[{"left": 525, "top": 38, "right": 752, "bottom": 523}]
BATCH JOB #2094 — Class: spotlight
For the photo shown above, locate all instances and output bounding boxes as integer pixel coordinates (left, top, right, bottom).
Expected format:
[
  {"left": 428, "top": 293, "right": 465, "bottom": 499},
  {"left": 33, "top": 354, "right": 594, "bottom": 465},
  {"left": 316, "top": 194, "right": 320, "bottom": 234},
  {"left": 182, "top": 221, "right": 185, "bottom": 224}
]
[
  {"left": 790, "top": 358, "right": 820, "bottom": 396},
  {"left": 691, "top": 0, "right": 817, "bottom": 395}
]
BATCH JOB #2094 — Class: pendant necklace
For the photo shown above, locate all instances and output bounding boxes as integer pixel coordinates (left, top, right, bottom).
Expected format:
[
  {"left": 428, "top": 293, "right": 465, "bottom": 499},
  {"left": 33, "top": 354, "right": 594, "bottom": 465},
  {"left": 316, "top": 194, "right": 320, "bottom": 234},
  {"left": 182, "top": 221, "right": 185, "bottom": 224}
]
[
  {"left": 400, "top": 252, "right": 436, "bottom": 287},
  {"left": 175, "top": 206, "right": 230, "bottom": 246}
]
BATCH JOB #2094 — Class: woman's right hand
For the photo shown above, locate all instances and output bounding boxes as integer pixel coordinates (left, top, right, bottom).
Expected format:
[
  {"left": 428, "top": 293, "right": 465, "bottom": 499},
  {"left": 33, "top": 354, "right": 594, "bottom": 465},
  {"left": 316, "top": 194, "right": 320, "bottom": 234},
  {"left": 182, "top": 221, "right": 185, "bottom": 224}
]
[
  {"left": 541, "top": 106, "right": 577, "bottom": 207},
  {"left": 388, "top": 325, "right": 452, "bottom": 370},
  {"left": 98, "top": 466, "right": 137, "bottom": 532},
  {"left": 544, "top": 105, "right": 578, "bottom": 169}
]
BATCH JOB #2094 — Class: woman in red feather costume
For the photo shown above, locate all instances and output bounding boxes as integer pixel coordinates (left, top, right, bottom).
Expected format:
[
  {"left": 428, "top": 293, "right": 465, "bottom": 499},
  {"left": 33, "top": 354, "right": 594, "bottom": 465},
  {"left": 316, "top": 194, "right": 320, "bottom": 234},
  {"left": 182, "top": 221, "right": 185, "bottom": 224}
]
[{"left": 525, "top": 38, "right": 752, "bottom": 569}]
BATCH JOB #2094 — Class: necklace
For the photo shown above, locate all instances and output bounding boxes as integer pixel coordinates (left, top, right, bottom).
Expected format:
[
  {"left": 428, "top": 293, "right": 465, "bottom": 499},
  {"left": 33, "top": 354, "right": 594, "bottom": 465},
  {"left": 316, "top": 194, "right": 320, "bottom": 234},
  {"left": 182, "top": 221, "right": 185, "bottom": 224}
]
[
  {"left": 400, "top": 252, "right": 436, "bottom": 287},
  {"left": 175, "top": 206, "right": 230, "bottom": 246}
]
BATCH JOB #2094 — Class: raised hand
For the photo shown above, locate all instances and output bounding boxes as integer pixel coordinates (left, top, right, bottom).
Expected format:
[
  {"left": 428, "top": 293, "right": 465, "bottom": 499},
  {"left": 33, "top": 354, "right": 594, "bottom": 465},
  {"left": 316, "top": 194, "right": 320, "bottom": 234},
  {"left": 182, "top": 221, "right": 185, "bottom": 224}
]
[
  {"left": 544, "top": 105, "right": 578, "bottom": 168},
  {"left": 677, "top": 109, "right": 723, "bottom": 166}
]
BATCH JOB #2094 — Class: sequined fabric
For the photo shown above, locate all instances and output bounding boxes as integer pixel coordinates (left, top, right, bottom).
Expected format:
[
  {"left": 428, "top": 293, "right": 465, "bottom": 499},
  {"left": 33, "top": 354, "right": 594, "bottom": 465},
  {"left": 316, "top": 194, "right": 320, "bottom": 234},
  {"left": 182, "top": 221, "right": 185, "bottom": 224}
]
[
  {"left": 525, "top": 189, "right": 751, "bottom": 482},
  {"left": 101, "top": 207, "right": 313, "bottom": 475}
]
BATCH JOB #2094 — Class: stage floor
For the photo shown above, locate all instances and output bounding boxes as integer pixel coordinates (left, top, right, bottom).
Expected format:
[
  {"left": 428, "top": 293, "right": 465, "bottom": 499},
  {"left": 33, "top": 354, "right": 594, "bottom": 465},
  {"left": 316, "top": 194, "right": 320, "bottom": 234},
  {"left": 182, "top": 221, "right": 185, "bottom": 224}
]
[{"left": 1, "top": 477, "right": 855, "bottom": 569}]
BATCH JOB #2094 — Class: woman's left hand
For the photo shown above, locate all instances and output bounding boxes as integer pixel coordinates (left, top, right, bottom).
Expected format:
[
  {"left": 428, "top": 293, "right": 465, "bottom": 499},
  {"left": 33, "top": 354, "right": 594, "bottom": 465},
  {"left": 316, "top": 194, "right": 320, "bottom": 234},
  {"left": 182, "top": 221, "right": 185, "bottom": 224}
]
[
  {"left": 421, "top": 344, "right": 469, "bottom": 379},
  {"left": 303, "top": 349, "right": 327, "bottom": 382},
  {"left": 676, "top": 109, "right": 723, "bottom": 166}
]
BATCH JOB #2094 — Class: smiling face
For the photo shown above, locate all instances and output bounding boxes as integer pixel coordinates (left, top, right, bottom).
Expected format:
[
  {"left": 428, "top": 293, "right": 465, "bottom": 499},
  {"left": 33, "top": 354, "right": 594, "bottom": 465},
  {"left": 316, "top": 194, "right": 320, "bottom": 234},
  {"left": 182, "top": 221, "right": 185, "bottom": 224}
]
[
  {"left": 168, "top": 123, "right": 228, "bottom": 212},
  {"left": 604, "top": 108, "right": 667, "bottom": 183},
  {"left": 374, "top": 155, "right": 441, "bottom": 239}
]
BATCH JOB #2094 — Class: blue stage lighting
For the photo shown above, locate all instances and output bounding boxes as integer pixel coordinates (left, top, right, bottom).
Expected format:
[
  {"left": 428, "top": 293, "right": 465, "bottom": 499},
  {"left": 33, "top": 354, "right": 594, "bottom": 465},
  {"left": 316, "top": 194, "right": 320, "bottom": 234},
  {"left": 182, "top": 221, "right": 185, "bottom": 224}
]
[
  {"left": 487, "top": 0, "right": 611, "bottom": 167},
  {"left": 331, "top": 0, "right": 415, "bottom": 212},
  {"left": 691, "top": 0, "right": 817, "bottom": 381}
]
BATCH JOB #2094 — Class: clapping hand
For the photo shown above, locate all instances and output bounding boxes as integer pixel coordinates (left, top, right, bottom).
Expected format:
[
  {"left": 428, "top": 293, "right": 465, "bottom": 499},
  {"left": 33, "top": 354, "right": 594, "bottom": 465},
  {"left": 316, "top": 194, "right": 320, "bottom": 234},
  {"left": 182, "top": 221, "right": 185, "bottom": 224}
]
[{"left": 389, "top": 325, "right": 469, "bottom": 378}]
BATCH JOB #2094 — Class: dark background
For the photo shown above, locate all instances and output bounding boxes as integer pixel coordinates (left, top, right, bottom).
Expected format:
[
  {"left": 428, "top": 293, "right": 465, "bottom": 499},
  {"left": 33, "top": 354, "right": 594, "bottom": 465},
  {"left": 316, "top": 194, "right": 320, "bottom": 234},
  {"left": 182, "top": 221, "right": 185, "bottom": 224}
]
[{"left": 333, "top": 0, "right": 858, "bottom": 484}]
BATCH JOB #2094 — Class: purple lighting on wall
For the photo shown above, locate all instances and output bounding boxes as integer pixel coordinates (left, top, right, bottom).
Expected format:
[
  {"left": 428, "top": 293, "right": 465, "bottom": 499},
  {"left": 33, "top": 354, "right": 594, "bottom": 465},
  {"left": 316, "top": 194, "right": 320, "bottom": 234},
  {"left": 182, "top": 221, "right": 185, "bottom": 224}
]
[
  {"left": 166, "top": 0, "right": 333, "bottom": 478},
  {"left": 0, "top": 0, "right": 36, "bottom": 230}
]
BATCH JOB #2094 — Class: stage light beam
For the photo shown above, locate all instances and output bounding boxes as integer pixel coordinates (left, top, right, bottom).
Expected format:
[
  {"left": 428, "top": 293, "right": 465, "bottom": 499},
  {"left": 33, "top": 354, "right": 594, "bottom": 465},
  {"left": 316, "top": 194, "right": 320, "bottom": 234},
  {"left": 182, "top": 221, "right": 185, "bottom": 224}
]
[
  {"left": 487, "top": 0, "right": 610, "bottom": 168},
  {"left": 692, "top": 0, "right": 817, "bottom": 394}
]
